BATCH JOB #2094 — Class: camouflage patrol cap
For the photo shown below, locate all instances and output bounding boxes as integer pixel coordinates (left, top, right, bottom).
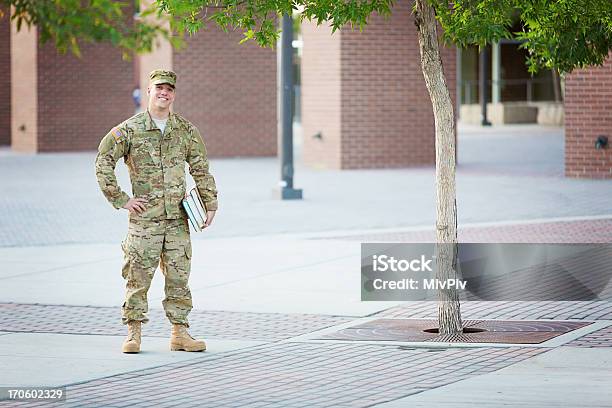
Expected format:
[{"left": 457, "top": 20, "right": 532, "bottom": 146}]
[{"left": 149, "top": 69, "right": 177, "bottom": 87}]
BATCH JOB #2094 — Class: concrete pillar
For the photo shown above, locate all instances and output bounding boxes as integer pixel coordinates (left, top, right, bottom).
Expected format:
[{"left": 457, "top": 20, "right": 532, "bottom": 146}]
[
  {"left": 10, "top": 20, "right": 37, "bottom": 152},
  {"left": 479, "top": 47, "right": 491, "bottom": 125},
  {"left": 138, "top": 0, "right": 173, "bottom": 110},
  {"left": 492, "top": 41, "right": 501, "bottom": 104},
  {"left": 300, "top": 21, "right": 342, "bottom": 169}
]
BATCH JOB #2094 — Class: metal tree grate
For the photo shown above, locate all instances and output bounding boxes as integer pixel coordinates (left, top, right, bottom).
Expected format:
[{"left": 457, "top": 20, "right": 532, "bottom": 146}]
[{"left": 319, "top": 319, "right": 592, "bottom": 344}]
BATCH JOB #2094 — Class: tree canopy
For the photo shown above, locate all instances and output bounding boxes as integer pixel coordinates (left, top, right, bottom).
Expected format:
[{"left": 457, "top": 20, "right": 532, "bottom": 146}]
[
  {"left": 1, "top": 0, "right": 171, "bottom": 57},
  {"left": 434, "top": 0, "right": 612, "bottom": 73},
  {"left": 159, "top": 0, "right": 612, "bottom": 73},
  {"left": 2, "top": 0, "right": 611, "bottom": 71}
]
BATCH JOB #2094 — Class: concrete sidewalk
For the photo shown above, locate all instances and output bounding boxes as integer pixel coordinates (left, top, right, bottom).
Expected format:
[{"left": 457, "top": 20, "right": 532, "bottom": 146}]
[
  {"left": 1, "top": 124, "right": 611, "bottom": 407},
  {"left": 377, "top": 347, "right": 612, "bottom": 408}
]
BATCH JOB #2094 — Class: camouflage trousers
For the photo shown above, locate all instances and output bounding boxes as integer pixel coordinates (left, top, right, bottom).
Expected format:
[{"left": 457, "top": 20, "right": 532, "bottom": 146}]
[{"left": 121, "top": 217, "right": 193, "bottom": 326}]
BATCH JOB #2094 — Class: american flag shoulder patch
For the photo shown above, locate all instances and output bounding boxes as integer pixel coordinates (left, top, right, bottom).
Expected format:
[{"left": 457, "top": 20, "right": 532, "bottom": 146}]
[{"left": 111, "top": 127, "right": 125, "bottom": 143}]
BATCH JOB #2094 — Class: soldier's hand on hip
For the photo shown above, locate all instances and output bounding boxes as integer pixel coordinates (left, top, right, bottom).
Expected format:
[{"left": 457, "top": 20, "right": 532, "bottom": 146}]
[
  {"left": 123, "top": 197, "right": 148, "bottom": 214},
  {"left": 204, "top": 210, "right": 216, "bottom": 228}
]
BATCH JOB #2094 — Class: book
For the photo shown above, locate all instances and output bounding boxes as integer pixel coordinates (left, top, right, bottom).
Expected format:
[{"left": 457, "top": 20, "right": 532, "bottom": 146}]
[
  {"left": 190, "top": 187, "right": 207, "bottom": 222},
  {"left": 182, "top": 186, "right": 207, "bottom": 232}
]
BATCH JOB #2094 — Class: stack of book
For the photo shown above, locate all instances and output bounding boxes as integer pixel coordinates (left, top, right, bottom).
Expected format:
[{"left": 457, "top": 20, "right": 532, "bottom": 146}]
[{"left": 182, "top": 187, "right": 207, "bottom": 232}]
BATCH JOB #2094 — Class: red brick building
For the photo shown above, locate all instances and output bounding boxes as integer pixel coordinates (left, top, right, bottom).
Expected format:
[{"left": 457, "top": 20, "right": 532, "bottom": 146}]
[
  {"left": 5, "top": 17, "right": 276, "bottom": 156},
  {"left": 301, "top": 2, "right": 455, "bottom": 169},
  {"left": 1, "top": 3, "right": 610, "bottom": 178},
  {"left": 564, "top": 53, "right": 612, "bottom": 178},
  {"left": 0, "top": 9, "right": 11, "bottom": 147}
]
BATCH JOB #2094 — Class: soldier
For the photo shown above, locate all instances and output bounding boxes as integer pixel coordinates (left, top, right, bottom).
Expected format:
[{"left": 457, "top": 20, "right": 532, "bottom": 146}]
[{"left": 95, "top": 69, "right": 218, "bottom": 354}]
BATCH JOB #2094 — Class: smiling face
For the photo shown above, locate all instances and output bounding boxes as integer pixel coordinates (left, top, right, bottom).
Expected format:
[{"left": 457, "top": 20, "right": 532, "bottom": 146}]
[{"left": 147, "top": 83, "right": 175, "bottom": 111}]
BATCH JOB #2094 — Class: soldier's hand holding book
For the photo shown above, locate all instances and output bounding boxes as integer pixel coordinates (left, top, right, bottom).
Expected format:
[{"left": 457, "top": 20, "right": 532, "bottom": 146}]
[
  {"left": 183, "top": 187, "right": 215, "bottom": 232},
  {"left": 204, "top": 210, "right": 216, "bottom": 228}
]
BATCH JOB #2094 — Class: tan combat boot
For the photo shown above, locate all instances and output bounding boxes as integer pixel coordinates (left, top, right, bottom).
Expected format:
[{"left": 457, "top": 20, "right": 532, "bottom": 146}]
[
  {"left": 122, "top": 321, "right": 142, "bottom": 353},
  {"left": 170, "top": 324, "right": 206, "bottom": 352}
]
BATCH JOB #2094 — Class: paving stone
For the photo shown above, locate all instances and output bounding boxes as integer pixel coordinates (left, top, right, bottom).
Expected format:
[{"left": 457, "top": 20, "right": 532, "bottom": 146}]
[
  {"left": 0, "top": 303, "right": 351, "bottom": 341},
  {"left": 565, "top": 325, "right": 612, "bottom": 348},
  {"left": 322, "top": 219, "right": 612, "bottom": 244},
  {"left": 0, "top": 342, "right": 548, "bottom": 407}
]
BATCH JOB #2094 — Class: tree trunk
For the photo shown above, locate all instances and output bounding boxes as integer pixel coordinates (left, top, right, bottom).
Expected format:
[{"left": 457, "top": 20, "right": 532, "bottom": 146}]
[{"left": 413, "top": 0, "right": 462, "bottom": 334}]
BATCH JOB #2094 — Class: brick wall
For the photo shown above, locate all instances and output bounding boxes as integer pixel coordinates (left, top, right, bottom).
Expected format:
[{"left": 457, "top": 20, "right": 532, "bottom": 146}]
[
  {"left": 37, "top": 42, "right": 133, "bottom": 152},
  {"left": 564, "top": 54, "right": 612, "bottom": 178},
  {"left": 0, "top": 8, "right": 11, "bottom": 146},
  {"left": 301, "top": 0, "right": 456, "bottom": 169},
  {"left": 173, "top": 27, "right": 277, "bottom": 157}
]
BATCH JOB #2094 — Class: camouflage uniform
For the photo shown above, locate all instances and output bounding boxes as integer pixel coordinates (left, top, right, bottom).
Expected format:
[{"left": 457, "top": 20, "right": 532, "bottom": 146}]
[{"left": 95, "top": 109, "right": 218, "bottom": 327}]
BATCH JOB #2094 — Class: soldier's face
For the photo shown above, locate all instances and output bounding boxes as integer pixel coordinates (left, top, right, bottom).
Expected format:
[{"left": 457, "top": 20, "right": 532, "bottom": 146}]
[{"left": 148, "top": 84, "right": 175, "bottom": 110}]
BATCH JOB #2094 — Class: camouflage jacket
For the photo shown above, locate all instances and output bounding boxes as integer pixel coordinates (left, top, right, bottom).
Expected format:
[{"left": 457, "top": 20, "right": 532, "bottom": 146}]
[{"left": 95, "top": 111, "right": 218, "bottom": 221}]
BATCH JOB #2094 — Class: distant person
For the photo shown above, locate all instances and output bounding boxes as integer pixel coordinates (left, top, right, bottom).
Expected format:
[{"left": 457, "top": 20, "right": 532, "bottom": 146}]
[
  {"left": 132, "top": 85, "right": 142, "bottom": 114},
  {"left": 95, "top": 69, "right": 218, "bottom": 354}
]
